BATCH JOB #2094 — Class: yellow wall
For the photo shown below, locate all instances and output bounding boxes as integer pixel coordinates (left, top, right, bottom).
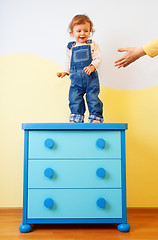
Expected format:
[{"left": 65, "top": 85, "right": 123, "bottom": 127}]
[
  {"left": 0, "top": 54, "right": 158, "bottom": 207},
  {"left": 100, "top": 86, "right": 158, "bottom": 207}
]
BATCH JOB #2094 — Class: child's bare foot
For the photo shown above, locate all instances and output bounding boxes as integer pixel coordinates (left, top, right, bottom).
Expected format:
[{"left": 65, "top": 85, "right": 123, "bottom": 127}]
[
  {"left": 70, "top": 121, "right": 75, "bottom": 123},
  {"left": 92, "top": 120, "right": 101, "bottom": 123}
]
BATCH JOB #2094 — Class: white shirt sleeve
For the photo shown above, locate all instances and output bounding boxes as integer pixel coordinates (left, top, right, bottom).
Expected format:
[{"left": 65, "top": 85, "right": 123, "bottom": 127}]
[
  {"left": 64, "top": 48, "right": 71, "bottom": 75},
  {"left": 91, "top": 41, "right": 102, "bottom": 69}
]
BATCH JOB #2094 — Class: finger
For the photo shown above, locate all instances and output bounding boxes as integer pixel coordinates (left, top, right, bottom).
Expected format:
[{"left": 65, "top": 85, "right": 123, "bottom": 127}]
[
  {"left": 84, "top": 68, "right": 88, "bottom": 74},
  {"left": 115, "top": 60, "right": 128, "bottom": 68},
  {"left": 61, "top": 73, "right": 66, "bottom": 78},
  {"left": 116, "top": 64, "right": 124, "bottom": 69},
  {"left": 117, "top": 48, "right": 128, "bottom": 52},
  {"left": 85, "top": 71, "right": 89, "bottom": 75},
  {"left": 115, "top": 55, "right": 128, "bottom": 63},
  {"left": 115, "top": 63, "right": 123, "bottom": 68},
  {"left": 116, "top": 61, "right": 129, "bottom": 68},
  {"left": 115, "top": 59, "right": 127, "bottom": 66},
  {"left": 123, "top": 62, "right": 130, "bottom": 68},
  {"left": 87, "top": 69, "right": 91, "bottom": 75}
]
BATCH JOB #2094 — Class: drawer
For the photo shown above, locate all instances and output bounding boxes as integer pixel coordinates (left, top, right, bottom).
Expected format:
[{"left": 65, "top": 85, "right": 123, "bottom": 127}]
[
  {"left": 28, "top": 160, "right": 121, "bottom": 189},
  {"left": 27, "top": 189, "right": 122, "bottom": 219},
  {"left": 29, "top": 131, "right": 121, "bottom": 159}
]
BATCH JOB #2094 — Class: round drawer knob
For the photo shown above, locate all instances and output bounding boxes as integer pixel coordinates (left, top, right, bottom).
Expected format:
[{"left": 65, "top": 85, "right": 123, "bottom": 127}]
[
  {"left": 44, "top": 168, "right": 54, "bottom": 178},
  {"left": 44, "top": 198, "right": 54, "bottom": 208},
  {"left": 96, "top": 168, "right": 106, "bottom": 178},
  {"left": 96, "top": 198, "right": 106, "bottom": 208},
  {"left": 44, "top": 138, "right": 54, "bottom": 149},
  {"left": 96, "top": 138, "right": 106, "bottom": 149}
]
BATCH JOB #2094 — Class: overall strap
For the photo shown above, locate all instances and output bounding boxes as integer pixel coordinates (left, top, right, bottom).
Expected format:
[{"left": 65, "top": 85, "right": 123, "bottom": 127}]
[
  {"left": 67, "top": 41, "right": 76, "bottom": 50},
  {"left": 67, "top": 40, "right": 92, "bottom": 49},
  {"left": 86, "top": 39, "right": 92, "bottom": 44}
]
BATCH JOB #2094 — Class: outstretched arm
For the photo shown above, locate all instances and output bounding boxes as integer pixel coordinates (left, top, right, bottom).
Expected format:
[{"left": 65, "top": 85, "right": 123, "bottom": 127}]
[{"left": 114, "top": 47, "right": 146, "bottom": 68}]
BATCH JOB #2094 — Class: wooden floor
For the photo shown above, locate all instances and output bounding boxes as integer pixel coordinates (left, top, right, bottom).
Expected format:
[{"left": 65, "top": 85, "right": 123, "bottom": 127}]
[{"left": 0, "top": 208, "right": 158, "bottom": 240}]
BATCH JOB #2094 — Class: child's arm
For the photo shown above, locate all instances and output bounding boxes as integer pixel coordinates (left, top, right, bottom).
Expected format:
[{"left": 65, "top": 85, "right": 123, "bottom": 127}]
[
  {"left": 57, "top": 46, "right": 71, "bottom": 78},
  {"left": 84, "top": 41, "right": 101, "bottom": 75}
]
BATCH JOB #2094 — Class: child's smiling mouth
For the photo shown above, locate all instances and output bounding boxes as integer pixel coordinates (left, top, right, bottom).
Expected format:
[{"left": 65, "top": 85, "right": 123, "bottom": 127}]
[{"left": 79, "top": 37, "right": 86, "bottom": 40}]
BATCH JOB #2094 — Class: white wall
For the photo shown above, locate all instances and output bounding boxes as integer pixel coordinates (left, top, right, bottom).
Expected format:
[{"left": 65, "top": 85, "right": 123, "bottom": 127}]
[{"left": 0, "top": 0, "right": 158, "bottom": 89}]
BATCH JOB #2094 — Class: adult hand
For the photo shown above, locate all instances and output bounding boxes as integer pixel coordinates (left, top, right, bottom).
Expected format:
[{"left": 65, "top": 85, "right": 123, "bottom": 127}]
[{"left": 115, "top": 47, "right": 146, "bottom": 68}]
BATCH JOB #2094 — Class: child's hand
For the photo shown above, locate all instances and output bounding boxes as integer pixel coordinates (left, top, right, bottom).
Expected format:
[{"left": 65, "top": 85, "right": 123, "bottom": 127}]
[
  {"left": 84, "top": 65, "right": 96, "bottom": 75},
  {"left": 57, "top": 72, "right": 68, "bottom": 78}
]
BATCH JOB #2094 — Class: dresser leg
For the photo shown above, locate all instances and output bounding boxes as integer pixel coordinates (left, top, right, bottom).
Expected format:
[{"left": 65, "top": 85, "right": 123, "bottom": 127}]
[
  {"left": 19, "top": 223, "right": 32, "bottom": 233},
  {"left": 117, "top": 223, "right": 130, "bottom": 232}
]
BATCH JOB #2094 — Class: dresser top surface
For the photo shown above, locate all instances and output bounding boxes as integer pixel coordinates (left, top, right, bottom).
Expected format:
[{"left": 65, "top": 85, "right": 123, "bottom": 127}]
[{"left": 22, "top": 123, "right": 128, "bottom": 130}]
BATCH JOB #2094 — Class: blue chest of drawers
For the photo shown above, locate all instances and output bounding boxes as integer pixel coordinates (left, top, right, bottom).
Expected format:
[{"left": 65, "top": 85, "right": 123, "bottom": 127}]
[{"left": 19, "top": 123, "right": 130, "bottom": 233}]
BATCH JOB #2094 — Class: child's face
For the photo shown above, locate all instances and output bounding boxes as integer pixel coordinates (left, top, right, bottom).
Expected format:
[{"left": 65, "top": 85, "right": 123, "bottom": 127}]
[{"left": 72, "top": 22, "right": 90, "bottom": 44}]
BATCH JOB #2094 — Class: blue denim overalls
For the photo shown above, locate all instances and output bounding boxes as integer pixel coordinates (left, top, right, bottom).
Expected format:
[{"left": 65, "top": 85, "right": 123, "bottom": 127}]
[{"left": 68, "top": 40, "right": 103, "bottom": 123}]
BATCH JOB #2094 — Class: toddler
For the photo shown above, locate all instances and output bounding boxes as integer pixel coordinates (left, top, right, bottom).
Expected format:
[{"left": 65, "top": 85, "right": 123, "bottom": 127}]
[{"left": 57, "top": 14, "right": 103, "bottom": 123}]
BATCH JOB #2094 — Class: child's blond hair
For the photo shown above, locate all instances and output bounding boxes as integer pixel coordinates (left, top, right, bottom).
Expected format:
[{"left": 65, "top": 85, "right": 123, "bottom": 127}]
[{"left": 69, "top": 14, "right": 94, "bottom": 35}]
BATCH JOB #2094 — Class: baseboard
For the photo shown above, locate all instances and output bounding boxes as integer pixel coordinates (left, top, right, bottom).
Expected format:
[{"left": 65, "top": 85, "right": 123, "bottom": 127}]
[
  {"left": 0, "top": 207, "right": 22, "bottom": 213},
  {"left": 127, "top": 207, "right": 158, "bottom": 213}
]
